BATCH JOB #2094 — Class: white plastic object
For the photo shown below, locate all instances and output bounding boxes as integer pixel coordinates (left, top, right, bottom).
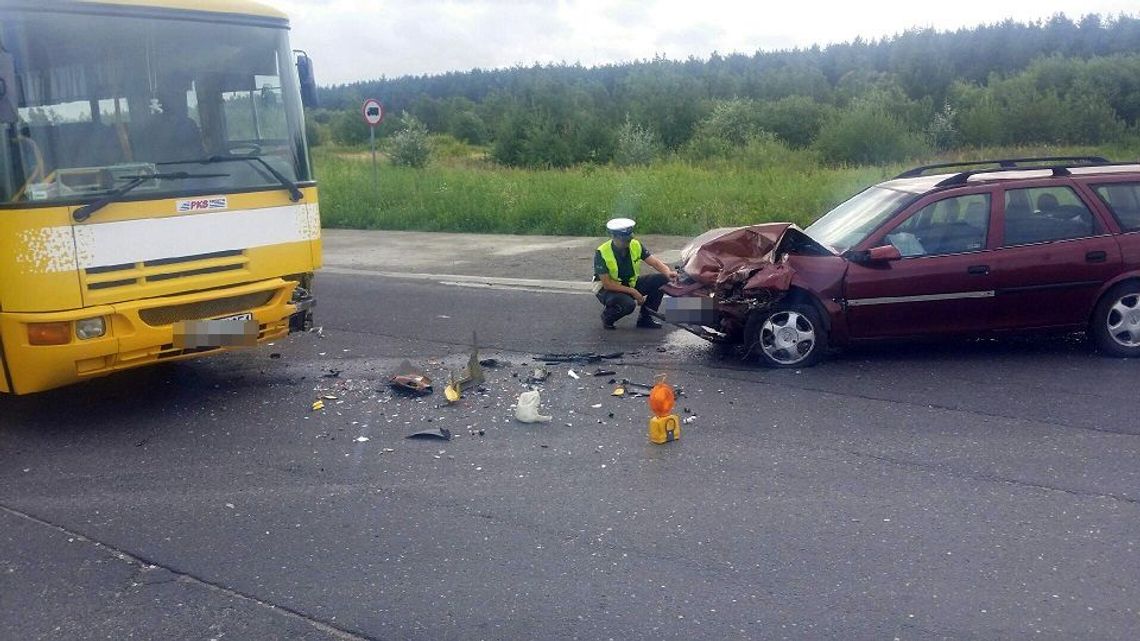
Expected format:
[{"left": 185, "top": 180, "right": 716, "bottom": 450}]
[{"left": 515, "top": 390, "right": 552, "bottom": 423}]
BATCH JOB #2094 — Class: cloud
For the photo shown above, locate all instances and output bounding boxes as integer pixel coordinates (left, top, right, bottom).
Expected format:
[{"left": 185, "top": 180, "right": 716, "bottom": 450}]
[{"left": 276, "top": 0, "right": 1140, "bottom": 85}]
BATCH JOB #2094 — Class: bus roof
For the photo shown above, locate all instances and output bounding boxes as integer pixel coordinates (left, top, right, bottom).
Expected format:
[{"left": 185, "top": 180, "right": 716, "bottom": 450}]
[{"left": 74, "top": 0, "right": 287, "bottom": 20}]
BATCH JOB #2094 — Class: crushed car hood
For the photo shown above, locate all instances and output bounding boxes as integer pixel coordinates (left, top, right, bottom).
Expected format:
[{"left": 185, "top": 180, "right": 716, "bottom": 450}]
[{"left": 677, "top": 223, "right": 825, "bottom": 294}]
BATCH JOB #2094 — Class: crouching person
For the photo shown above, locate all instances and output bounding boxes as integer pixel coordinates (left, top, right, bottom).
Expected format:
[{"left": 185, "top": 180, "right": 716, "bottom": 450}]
[{"left": 594, "top": 218, "right": 677, "bottom": 329}]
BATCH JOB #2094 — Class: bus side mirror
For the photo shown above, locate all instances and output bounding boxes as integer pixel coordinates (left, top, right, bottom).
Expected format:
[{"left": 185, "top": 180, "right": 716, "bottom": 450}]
[
  {"left": 0, "top": 51, "right": 17, "bottom": 123},
  {"left": 295, "top": 52, "right": 318, "bottom": 108}
]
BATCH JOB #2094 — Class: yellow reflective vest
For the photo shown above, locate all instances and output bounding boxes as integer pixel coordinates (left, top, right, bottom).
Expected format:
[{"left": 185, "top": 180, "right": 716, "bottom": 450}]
[{"left": 597, "top": 239, "right": 642, "bottom": 287}]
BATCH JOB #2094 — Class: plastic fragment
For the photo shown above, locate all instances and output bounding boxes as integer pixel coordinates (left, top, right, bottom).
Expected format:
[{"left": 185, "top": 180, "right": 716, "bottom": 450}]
[
  {"left": 612, "top": 387, "right": 625, "bottom": 397},
  {"left": 406, "top": 428, "right": 452, "bottom": 441},
  {"left": 389, "top": 360, "right": 433, "bottom": 395},
  {"left": 515, "top": 390, "right": 552, "bottom": 423},
  {"left": 311, "top": 400, "right": 325, "bottom": 411},
  {"left": 568, "top": 370, "right": 580, "bottom": 380},
  {"left": 355, "top": 436, "right": 370, "bottom": 442}
]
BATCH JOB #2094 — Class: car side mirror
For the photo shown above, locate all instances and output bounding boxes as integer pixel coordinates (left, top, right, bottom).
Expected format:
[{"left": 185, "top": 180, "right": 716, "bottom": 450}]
[
  {"left": 0, "top": 51, "right": 18, "bottom": 123},
  {"left": 846, "top": 244, "right": 902, "bottom": 265},
  {"left": 295, "top": 51, "right": 318, "bottom": 108},
  {"left": 867, "top": 244, "right": 902, "bottom": 262}
]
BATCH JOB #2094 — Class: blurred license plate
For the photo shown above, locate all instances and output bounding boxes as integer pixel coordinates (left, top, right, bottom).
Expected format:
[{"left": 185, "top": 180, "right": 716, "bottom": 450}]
[
  {"left": 173, "top": 313, "right": 257, "bottom": 348},
  {"left": 663, "top": 296, "right": 716, "bottom": 324}
]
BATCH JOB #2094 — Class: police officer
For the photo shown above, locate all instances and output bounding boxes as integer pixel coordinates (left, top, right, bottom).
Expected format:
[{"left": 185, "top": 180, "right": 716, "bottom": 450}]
[{"left": 594, "top": 218, "right": 677, "bottom": 329}]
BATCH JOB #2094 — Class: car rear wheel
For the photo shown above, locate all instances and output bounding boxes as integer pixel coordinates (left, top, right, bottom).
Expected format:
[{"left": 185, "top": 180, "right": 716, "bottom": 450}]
[
  {"left": 744, "top": 303, "right": 828, "bottom": 368},
  {"left": 1092, "top": 282, "right": 1140, "bottom": 358}
]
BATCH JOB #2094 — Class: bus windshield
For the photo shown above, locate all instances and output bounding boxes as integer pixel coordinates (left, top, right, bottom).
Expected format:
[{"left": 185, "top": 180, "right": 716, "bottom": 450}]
[{"left": 0, "top": 8, "right": 311, "bottom": 205}]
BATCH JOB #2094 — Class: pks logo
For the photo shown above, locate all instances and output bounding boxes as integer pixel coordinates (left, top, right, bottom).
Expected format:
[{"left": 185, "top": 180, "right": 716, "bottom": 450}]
[{"left": 177, "top": 196, "right": 228, "bottom": 213}]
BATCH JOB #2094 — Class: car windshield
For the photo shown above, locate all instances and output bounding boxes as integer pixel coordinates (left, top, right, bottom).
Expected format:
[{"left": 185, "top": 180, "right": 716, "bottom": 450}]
[
  {"left": 804, "top": 186, "right": 918, "bottom": 253},
  {"left": 0, "top": 8, "right": 311, "bottom": 205}
]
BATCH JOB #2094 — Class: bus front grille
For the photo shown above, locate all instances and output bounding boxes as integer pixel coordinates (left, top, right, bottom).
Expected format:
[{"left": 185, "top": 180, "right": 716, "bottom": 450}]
[
  {"left": 138, "top": 291, "right": 276, "bottom": 327},
  {"left": 83, "top": 250, "right": 249, "bottom": 294}
]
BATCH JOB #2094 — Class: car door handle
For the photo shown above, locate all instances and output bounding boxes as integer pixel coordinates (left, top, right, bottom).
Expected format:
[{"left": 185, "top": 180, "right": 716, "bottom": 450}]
[
  {"left": 967, "top": 265, "right": 990, "bottom": 275},
  {"left": 1086, "top": 250, "right": 1107, "bottom": 263}
]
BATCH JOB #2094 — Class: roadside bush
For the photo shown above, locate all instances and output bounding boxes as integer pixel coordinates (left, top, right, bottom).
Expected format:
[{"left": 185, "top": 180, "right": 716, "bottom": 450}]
[
  {"left": 737, "top": 133, "right": 820, "bottom": 173},
  {"left": 613, "top": 118, "right": 659, "bottom": 167},
  {"left": 701, "top": 99, "right": 766, "bottom": 146},
  {"left": 449, "top": 110, "right": 490, "bottom": 145},
  {"left": 679, "top": 131, "right": 735, "bottom": 162},
  {"left": 814, "top": 100, "right": 929, "bottom": 165},
  {"left": 926, "top": 103, "right": 959, "bottom": 150},
  {"left": 329, "top": 110, "right": 370, "bottom": 146},
  {"left": 755, "top": 96, "right": 833, "bottom": 148},
  {"left": 388, "top": 115, "right": 431, "bottom": 168},
  {"left": 304, "top": 117, "right": 323, "bottom": 147}
]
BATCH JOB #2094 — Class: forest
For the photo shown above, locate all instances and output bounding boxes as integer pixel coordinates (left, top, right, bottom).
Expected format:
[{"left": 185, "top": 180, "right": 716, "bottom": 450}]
[{"left": 311, "top": 13, "right": 1140, "bottom": 167}]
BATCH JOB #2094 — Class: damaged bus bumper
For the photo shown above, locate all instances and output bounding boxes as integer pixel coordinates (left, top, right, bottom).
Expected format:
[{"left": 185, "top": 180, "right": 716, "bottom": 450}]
[{"left": 0, "top": 276, "right": 313, "bottom": 394}]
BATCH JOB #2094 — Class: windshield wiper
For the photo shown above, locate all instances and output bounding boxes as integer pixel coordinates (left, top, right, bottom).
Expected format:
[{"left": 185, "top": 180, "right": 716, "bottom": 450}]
[
  {"left": 161, "top": 155, "right": 304, "bottom": 202},
  {"left": 73, "top": 171, "right": 230, "bottom": 222}
]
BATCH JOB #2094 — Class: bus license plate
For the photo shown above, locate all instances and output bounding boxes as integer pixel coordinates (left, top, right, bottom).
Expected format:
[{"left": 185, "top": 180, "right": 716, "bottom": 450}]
[{"left": 173, "top": 313, "right": 257, "bottom": 349}]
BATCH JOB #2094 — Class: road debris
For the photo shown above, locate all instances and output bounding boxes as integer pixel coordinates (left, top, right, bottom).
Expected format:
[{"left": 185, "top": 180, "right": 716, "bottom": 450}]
[
  {"left": 444, "top": 380, "right": 462, "bottom": 403},
  {"left": 567, "top": 369, "right": 580, "bottom": 380},
  {"left": 321, "top": 368, "right": 342, "bottom": 378},
  {"left": 515, "top": 390, "right": 552, "bottom": 423},
  {"left": 592, "top": 369, "right": 616, "bottom": 377},
  {"left": 478, "top": 358, "right": 502, "bottom": 368},
  {"left": 311, "top": 399, "right": 325, "bottom": 411},
  {"left": 527, "top": 366, "right": 551, "bottom": 383},
  {"left": 622, "top": 378, "right": 683, "bottom": 397},
  {"left": 537, "top": 351, "right": 623, "bottom": 364},
  {"left": 406, "top": 427, "right": 452, "bottom": 441},
  {"left": 389, "top": 360, "right": 433, "bottom": 395},
  {"left": 355, "top": 436, "right": 370, "bottom": 442},
  {"left": 612, "top": 387, "right": 625, "bottom": 397},
  {"left": 591, "top": 403, "right": 603, "bottom": 409},
  {"left": 445, "top": 332, "right": 485, "bottom": 400}
]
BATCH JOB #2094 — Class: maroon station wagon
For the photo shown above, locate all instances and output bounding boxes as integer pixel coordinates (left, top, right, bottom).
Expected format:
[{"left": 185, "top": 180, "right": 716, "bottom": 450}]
[{"left": 660, "top": 156, "right": 1140, "bottom": 367}]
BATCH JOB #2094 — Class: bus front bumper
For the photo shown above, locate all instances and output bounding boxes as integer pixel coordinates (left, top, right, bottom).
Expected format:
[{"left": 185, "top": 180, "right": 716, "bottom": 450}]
[{"left": 0, "top": 277, "right": 311, "bottom": 395}]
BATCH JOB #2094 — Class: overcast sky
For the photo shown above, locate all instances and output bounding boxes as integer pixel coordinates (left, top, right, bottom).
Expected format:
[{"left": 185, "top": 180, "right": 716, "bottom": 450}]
[{"left": 275, "top": 0, "right": 1140, "bottom": 86}]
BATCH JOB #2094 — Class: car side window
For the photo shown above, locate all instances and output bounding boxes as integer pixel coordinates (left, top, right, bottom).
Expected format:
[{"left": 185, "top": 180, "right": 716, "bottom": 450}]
[
  {"left": 1093, "top": 182, "right": 1140, "bottom": 232},
  {"left": 1002, "top": 186, "right": 1099, "bottom": 246},
  {"left": 885, "top": 193, "right": 990, "bottom": 257}
]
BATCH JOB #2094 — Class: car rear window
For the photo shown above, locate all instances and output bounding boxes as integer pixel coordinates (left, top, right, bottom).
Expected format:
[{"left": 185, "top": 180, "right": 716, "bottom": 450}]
[
  {"left": 1003, "top": 186, "right": 1099, "bottom": 246},
  {"left": 1093, "top": 182, "right": 1140, "bottom": 232}
]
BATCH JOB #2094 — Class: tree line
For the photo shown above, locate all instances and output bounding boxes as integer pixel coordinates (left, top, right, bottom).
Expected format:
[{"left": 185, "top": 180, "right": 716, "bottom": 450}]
[{"left": 310, "top": 13, "right": 1140, "bottom": 167}]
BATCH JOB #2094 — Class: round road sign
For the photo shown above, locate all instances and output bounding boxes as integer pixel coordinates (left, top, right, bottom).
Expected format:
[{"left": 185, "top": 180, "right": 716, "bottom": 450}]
[{"left": 361, "top": 98, "right": 384, "bottom": 126}]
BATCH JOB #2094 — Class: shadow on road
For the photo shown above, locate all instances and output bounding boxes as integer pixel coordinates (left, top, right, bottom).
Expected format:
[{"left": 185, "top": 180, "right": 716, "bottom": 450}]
[{"left": 0, "top": 359, "right": 301, "bottom": 435}]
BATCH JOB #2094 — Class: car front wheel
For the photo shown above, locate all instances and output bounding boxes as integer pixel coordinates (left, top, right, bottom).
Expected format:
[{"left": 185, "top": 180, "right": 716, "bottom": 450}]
[
  {"left": 744, "top": 303, "right": 828, "bottom": 368},
  {"left": 1091, "top": 282, "right": 1140, "bottom": 358}
]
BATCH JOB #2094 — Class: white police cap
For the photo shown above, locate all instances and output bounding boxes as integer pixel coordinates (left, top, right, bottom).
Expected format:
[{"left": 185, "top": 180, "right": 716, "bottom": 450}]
[{"left": 606, "top": 218, "right": 636, "bottom": 234}]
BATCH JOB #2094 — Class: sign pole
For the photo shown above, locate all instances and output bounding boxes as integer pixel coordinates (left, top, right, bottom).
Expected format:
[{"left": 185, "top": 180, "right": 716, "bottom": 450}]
[
  {"left": 361, "top": 98, "right": 385, "bottom": 200},
  {"left": 370, "top": 125, "right": 377, "bottom": 194}
]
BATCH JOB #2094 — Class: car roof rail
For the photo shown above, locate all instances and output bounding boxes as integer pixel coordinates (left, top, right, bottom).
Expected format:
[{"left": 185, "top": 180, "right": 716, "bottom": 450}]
[
  {"left": 931, "top": 160, "right": 1140, "bottom": 189},
  {"left": 895, "top": 156, "right": 1110, "bottom": 179},
  {"left": 934, "top": 165, "right": 1075, "bottom": 188}
]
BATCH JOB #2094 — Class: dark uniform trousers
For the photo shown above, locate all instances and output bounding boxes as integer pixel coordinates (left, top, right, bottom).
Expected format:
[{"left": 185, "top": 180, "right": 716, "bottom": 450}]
[{"left": 596, "top": 273, "right": 669, "bottom": 324}]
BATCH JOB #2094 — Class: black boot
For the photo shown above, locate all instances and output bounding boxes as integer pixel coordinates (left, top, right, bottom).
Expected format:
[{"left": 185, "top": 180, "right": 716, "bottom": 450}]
[
  {"left": 601, "top": 311, "right": 616, "bottom": 330},
  {"left": 636, "top": 314, "right": 662, "bottom": 329}
]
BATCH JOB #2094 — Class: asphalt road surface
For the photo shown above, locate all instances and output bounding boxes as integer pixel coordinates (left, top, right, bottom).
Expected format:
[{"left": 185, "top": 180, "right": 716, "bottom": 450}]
[{"left": 3, "top": 272, "right": 1138, "bottom": 641}]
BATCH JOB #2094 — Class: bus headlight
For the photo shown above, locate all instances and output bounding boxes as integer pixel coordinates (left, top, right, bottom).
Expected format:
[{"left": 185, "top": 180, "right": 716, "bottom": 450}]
[{"left": 75, "top": 317, "right": 106, "bottom": 340}]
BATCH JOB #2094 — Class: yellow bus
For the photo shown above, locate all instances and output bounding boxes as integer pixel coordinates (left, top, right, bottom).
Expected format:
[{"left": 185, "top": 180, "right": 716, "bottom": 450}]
[{"left": 0, "top": 0, "right": 321, "bottom": 394}]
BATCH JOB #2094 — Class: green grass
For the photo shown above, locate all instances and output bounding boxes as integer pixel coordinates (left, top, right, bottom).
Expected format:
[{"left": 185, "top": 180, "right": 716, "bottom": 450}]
[{"left": 313, "top": 143, "right": 1139, "bottom": 236}]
